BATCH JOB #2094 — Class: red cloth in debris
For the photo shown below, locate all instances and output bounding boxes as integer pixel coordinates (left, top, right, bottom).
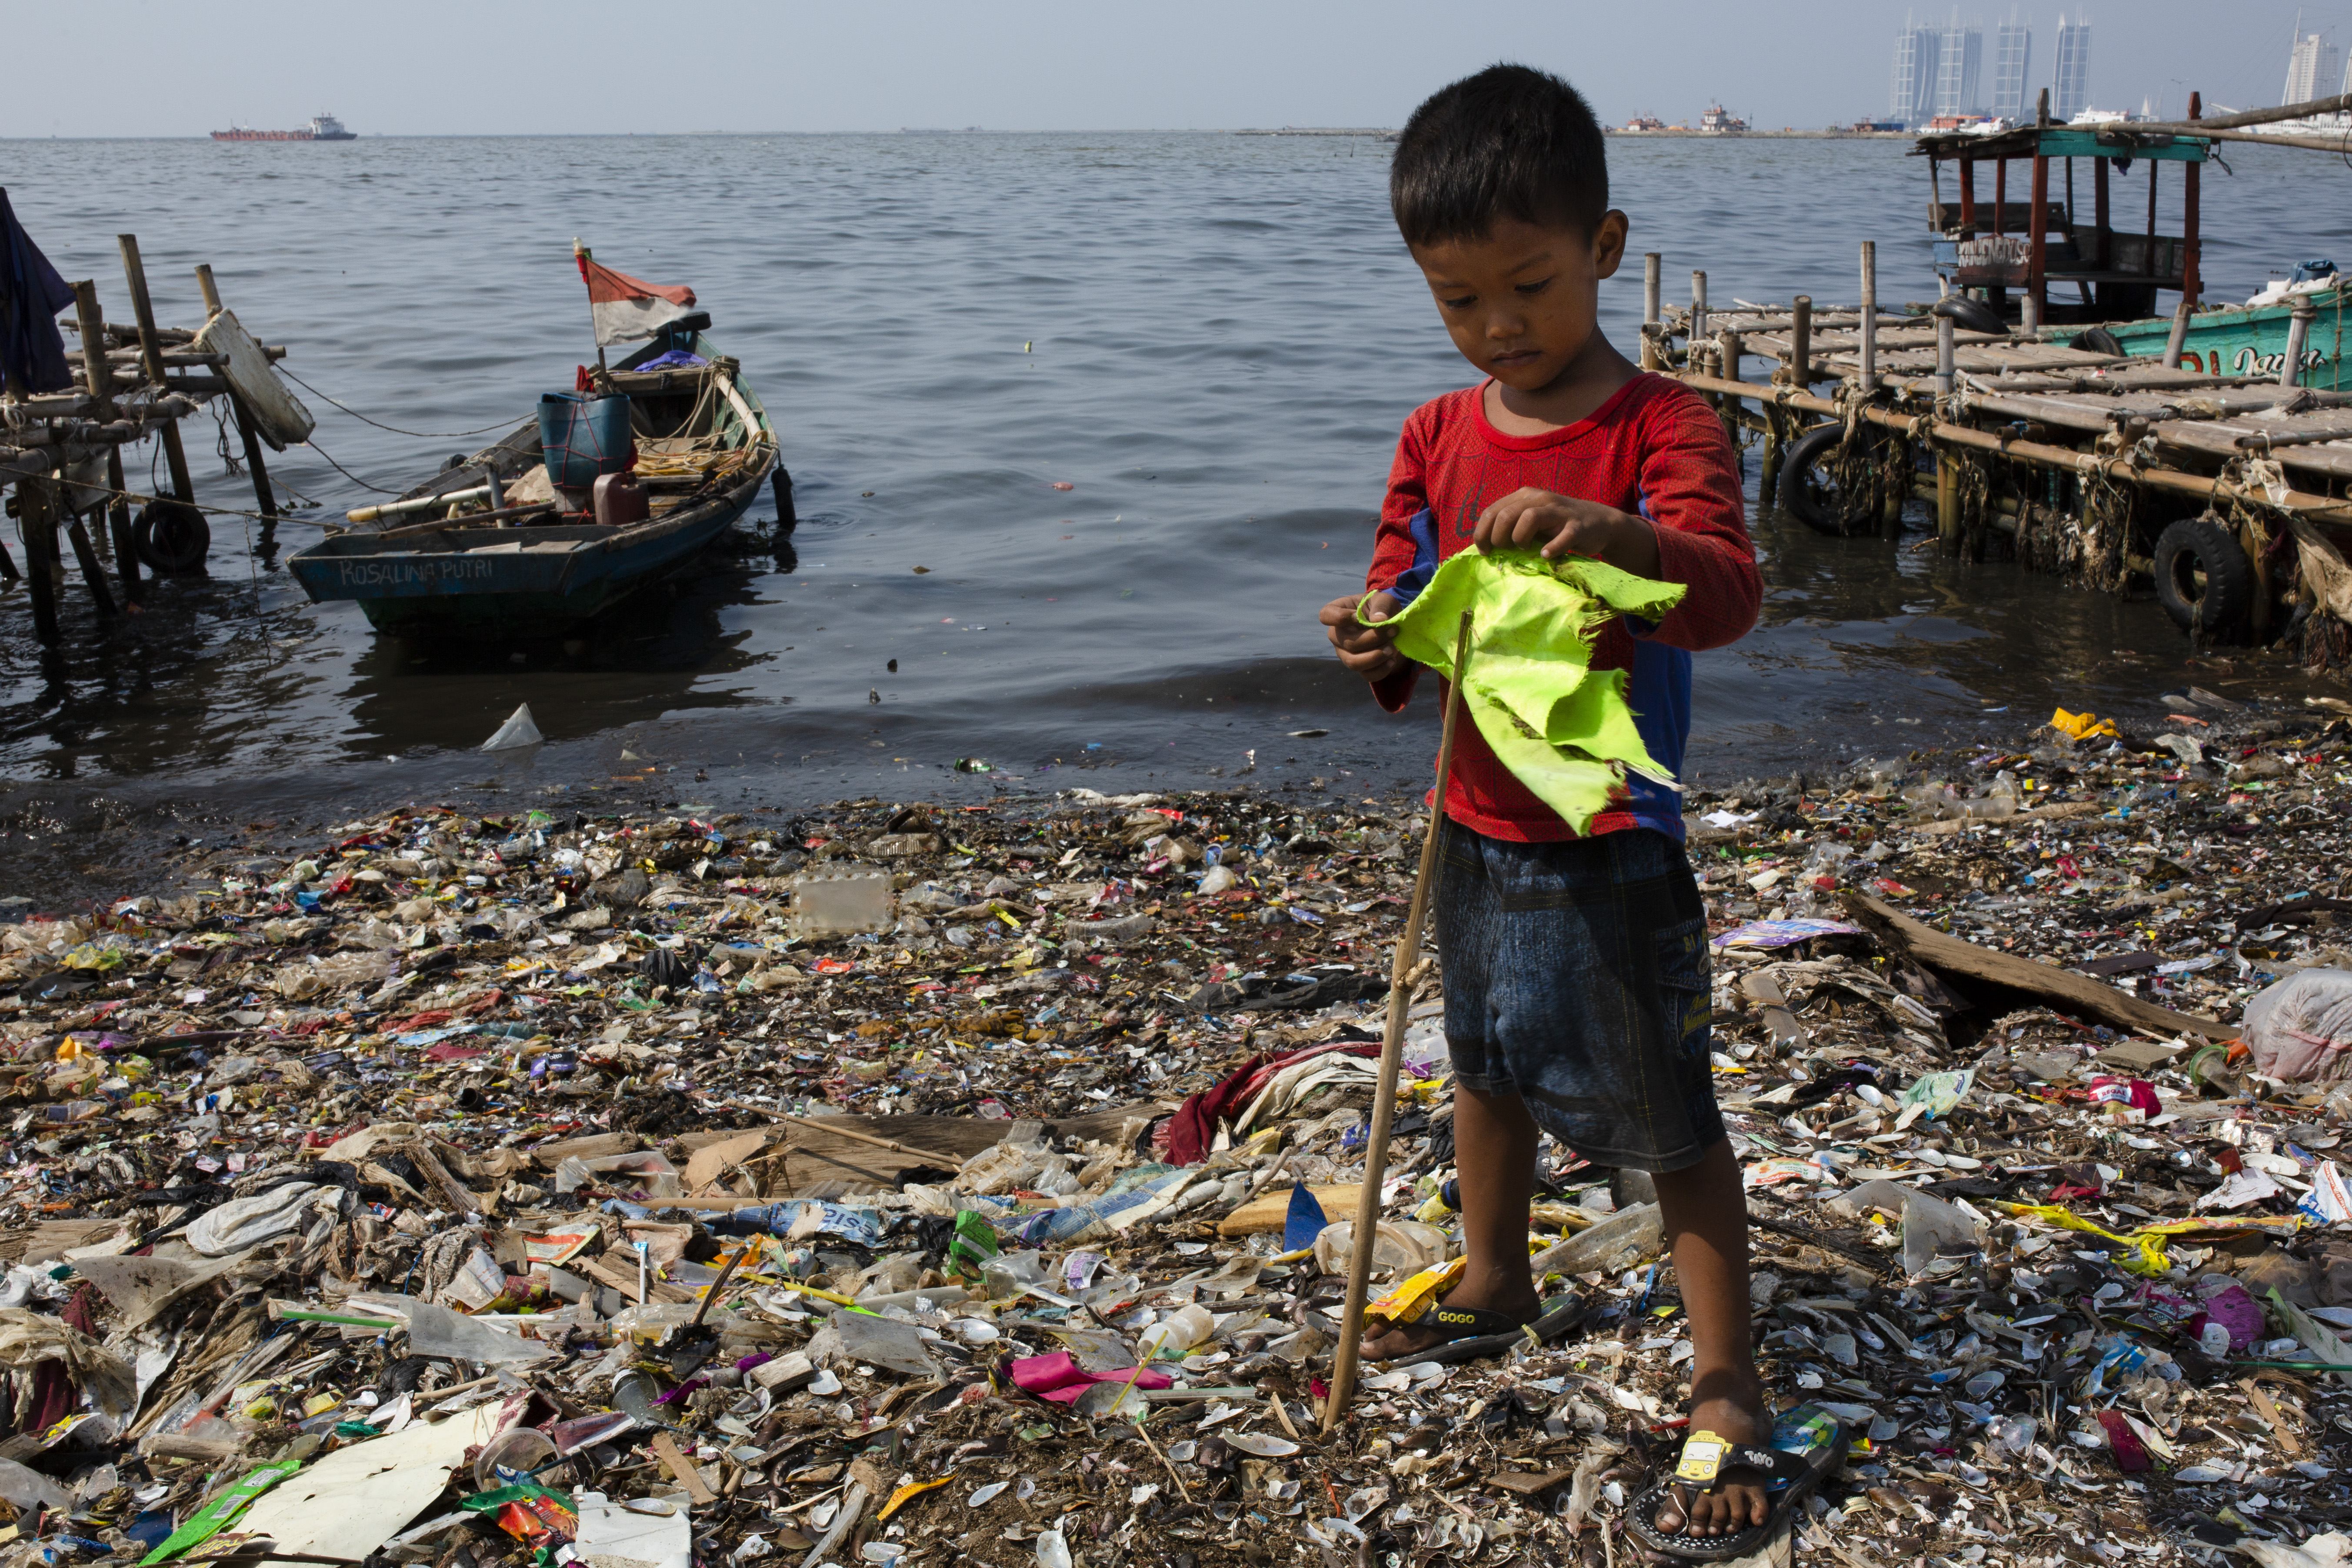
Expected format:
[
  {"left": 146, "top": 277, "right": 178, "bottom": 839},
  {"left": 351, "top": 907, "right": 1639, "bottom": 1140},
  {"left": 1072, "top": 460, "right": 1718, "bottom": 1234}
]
[
  {"left": 1006, "top": 1351, "right": 1172, "bottom": 1404},
  {"left": 1162, "top": 1040, "right": 1383, "bottom": 1165}
]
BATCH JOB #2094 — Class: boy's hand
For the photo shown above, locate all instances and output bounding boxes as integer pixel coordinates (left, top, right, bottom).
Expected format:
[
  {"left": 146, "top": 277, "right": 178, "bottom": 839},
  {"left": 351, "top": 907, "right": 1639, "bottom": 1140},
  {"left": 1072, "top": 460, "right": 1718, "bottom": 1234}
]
[
  {"left": 1472, "top": 487, "right": 1660, "bottom": 577},
  {"left": 1321, "top": 591, "right": 1406, "bottom": 683}
]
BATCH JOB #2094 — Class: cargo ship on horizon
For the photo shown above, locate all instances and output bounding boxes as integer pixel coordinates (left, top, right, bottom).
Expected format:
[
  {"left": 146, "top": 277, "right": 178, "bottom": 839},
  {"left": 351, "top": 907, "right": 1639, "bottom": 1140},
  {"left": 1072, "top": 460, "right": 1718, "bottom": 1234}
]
[{"left": 211, "top": 113, "right": 356, "bottom": 142}]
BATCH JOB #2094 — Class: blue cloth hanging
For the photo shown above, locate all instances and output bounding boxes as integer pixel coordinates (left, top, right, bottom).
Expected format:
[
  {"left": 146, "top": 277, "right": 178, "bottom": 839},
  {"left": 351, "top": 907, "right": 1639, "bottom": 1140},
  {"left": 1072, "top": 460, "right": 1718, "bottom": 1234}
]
[{"left": 0, "top": 188, "right": 74, "bottom": 395}]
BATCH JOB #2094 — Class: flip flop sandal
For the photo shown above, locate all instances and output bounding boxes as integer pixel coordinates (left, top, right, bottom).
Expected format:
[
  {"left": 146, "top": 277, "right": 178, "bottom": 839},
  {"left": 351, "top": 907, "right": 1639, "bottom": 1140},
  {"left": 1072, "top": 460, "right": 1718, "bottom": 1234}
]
[
  {"left": 1359, "top": 1302, "right": 1532, "bottom": 1362},
  {"left": 1625, "top": 1403, "right": 1846, "bottom": 1563},
  {"left": 1418, "top": 1295, "right": 1588, "bottom": 1368}
]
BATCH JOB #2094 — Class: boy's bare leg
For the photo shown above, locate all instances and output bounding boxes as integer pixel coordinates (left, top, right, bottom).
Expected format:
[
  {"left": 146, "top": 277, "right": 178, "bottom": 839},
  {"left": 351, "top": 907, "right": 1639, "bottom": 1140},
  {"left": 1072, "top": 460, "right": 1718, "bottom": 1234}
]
[
  {"left": 1649, "top": 1138, "right": 1771, "bottom": 1539},
  {"left": 1358, "top": 1083, "right": 1543, "bottom": 1360}
]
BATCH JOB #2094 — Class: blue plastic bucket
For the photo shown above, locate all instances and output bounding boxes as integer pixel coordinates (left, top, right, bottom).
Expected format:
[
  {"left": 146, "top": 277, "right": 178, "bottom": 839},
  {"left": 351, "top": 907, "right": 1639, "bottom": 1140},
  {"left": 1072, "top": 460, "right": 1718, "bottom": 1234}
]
[{"left": 537, "top": 392, "right": 633, "bottom": 493}]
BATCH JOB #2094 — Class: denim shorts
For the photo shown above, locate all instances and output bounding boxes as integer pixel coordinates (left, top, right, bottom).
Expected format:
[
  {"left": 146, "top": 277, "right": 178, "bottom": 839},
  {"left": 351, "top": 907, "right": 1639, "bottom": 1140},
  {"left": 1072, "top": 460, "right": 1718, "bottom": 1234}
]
[{"left": 1434, "top": 821, "right": 1723, "bottom": 1174}]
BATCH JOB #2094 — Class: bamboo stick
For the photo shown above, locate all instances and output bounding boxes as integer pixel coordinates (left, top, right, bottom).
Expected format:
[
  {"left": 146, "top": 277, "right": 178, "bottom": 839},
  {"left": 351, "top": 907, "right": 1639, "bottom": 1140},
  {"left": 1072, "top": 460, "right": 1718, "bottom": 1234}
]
[
  {"left": 117, "top": 235, "right": 196, "bottom": 507},
  {"left": 1322, "top": 608, "right": 1474, "bottom": 1435}
]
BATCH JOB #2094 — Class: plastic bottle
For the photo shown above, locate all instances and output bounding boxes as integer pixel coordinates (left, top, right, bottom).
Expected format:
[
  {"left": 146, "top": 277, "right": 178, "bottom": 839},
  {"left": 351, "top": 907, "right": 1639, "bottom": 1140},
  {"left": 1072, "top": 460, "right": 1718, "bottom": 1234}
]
[{"left": 1136, "top": 1303, "right": 1214, "bottom": 1360}]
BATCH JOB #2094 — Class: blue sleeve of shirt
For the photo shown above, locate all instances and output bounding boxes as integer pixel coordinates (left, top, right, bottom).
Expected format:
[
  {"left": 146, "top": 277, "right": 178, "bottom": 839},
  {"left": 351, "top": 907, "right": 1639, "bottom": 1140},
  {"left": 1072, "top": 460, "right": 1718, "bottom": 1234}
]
[{"left": 1387, "top": 509, "right": 1441, "bottom": 607}]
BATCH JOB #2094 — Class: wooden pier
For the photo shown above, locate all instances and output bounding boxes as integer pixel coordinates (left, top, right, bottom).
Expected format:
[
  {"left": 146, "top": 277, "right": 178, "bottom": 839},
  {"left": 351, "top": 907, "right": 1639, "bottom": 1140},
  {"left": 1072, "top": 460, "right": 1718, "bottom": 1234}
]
[
  {"left": 2, "top": 229, "right": 296, "bottom": 647},
  {"left": 1647, "top": 89, "right": 2352, "bottom": 666}
]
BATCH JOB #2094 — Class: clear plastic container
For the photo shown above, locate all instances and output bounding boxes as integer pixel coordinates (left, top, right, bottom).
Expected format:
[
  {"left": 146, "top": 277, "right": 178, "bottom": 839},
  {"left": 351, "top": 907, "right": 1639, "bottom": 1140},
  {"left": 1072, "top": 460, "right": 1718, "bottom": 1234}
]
[{"left": 1135, "top": 1302, "right": 1215, "bottom": 1360}]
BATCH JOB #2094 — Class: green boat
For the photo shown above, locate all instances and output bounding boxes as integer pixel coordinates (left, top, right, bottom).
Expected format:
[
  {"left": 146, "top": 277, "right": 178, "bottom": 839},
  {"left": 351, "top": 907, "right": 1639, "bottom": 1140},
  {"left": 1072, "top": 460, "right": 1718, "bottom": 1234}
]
[{"left": 2105, "top": 284, "right": 2348, "bottom": 390}]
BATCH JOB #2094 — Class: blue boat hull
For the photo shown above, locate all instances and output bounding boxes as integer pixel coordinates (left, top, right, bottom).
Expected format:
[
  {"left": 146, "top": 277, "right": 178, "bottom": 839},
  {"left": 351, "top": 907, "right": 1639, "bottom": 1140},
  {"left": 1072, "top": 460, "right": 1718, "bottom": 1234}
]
[
  {"left": 286, "top": 474, "right": 767, "bottom": 636},
  {"left": 286, "top": 327, "right": 779, "bottom": 636}
]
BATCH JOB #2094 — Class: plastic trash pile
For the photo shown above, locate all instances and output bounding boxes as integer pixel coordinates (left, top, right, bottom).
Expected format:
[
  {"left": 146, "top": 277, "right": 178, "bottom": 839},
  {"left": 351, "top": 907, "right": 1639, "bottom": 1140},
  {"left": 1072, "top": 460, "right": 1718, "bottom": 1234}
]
[{"left": 2, "top": 684, "right": 2352, "bottom": 1566}]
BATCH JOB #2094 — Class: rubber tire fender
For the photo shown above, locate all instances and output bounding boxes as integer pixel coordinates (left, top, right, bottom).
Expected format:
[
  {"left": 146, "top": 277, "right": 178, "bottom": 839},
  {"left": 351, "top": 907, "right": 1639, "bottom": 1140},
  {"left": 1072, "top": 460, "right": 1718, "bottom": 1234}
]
[
  {"left": 2152, "top": 515, "right": 2253, "bottom": 634},
  {"left": 1777, "top": 422, "right": 1871, "bottom": 537},
  {"left": 133, "top": 500, "right": 211, "bottom": 574}
]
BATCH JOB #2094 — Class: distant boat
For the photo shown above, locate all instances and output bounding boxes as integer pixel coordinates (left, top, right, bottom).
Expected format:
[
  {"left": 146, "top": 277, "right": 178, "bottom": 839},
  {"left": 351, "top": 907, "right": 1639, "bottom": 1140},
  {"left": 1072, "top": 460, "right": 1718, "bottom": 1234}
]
[
  {"left": 212, "top": 113, "right": 357, "bottom": 142},
  {"left": 1698, "top": 104, "right": 1748, "bottom": 133}
]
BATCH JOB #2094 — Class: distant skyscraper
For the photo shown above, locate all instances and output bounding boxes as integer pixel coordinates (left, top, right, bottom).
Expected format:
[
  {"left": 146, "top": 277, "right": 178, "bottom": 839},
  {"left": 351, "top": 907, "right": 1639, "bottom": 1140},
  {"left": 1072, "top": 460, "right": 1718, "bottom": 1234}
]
[
  {"left": 1891, "top": 18, "right": 1942, "bottom": 123},
  {"left": 1992, "top": 14, "right": 2033, "bottom": 117},
  {"left": 2053, "top": 14, "right": 2092, "bottom": 120},
  {"left": 1933, "top": 13, "right": 1985, "bottom": 118},
  {"left": 2285, "top": 30, "right": 2341, "bottom": 104}
]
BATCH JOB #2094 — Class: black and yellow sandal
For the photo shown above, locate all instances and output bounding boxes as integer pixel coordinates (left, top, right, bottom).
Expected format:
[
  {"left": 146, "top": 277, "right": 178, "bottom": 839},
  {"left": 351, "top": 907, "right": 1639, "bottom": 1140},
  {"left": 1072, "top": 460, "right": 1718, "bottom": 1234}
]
[{"left": 1626, "top": 1404, "right": 1845, "bottom": 1562}]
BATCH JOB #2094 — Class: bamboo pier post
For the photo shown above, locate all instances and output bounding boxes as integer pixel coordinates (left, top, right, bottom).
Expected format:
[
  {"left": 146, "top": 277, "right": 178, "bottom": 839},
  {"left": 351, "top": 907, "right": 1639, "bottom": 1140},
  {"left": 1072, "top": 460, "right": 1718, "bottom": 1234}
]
[
  {"left": 2025, "top": 89, "right": 2052, "bottom": 337},
  {"left": 66, "top": 282, "right": 120, "bottom": 619},
  {"left": 2162, "top": 300, "right": 2193, "bottom": 369},
  {"left": 1932, "top": 310, "right": 1960, "bottom": 550},
  {"left": 1641, "top": 253, "right": 1662, "bottom": 370},
  {"left": 17, "top": 480, "right": 62, "bottom": 647},
  {"left": 106, "top": 446, "right": 139, "bottom": 605},
  {"left": 2283, "top": 297, "right": 2319, "bottom": 387},
  {"left": 195, "top": 264, "right": 277, "bottom": 519},
  {"left": 1858, "top": 243, "right": 1878, "bottom": 396},
  {"left": 1715, "top": 328, "right": 1742, "bottom": 447},
  {"left": 1690, "top": 270, "right": 1708, "bottom": 352},
  {"left": 117, "top": 235, "right": 195, "bottom": 506}
]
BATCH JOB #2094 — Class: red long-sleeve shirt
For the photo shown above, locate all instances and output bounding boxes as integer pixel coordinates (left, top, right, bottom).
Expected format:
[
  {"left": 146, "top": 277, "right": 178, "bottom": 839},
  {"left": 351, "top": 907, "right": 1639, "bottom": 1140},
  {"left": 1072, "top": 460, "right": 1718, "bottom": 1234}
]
[{"left": 1365, "top": 373, "right": 1761, "bottom": 843}]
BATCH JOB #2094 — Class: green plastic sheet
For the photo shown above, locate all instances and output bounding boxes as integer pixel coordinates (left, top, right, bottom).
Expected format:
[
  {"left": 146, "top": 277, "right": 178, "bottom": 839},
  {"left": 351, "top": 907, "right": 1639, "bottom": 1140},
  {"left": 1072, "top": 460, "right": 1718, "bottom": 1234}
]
[
  {"left": 1364, "top": 550, "right": 1686, "bottom": 835},
  {"left": 139, "top": 1458, "right": 302, "bottom": 1565}
]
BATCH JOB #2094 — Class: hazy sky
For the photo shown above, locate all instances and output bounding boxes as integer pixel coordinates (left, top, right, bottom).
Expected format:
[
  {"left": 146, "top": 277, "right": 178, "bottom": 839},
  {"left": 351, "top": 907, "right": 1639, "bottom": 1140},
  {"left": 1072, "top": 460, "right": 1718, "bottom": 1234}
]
[{"left": 4, "top": 0, "right": 2341, "bottom": 137}]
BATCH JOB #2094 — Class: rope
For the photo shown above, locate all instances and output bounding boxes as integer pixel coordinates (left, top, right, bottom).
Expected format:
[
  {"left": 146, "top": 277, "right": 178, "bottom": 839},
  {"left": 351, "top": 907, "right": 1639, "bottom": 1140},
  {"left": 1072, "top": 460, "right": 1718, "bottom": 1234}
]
[
  {"left": 276, "top": 366, "right": 521, "bottom": 440},
  {"left": 297, "top": 437, "right": 404, "bottom": 496}
]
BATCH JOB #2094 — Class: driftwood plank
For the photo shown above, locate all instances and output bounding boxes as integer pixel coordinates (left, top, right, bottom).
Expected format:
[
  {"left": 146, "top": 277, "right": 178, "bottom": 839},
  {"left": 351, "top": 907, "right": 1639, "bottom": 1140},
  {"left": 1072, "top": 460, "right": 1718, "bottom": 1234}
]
[{"left": 1837, "top": 891, "right": 2236, "bottom": 1040}]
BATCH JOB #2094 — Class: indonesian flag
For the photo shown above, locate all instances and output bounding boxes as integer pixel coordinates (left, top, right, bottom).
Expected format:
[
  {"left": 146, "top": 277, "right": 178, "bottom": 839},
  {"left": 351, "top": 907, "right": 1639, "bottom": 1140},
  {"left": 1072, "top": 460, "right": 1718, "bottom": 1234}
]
[{"left": 575, "top": 248, "right": 697, "bottom": 347}]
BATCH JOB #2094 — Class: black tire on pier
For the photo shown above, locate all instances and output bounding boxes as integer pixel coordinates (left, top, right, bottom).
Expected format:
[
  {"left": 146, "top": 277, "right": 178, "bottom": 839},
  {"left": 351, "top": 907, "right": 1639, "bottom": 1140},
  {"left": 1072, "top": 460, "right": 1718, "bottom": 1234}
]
[
  {"left": 1777, "top": 423, "right": 1873, "bottom": 537},
  {"left": 133, "top": 501, "right": 211, "bottom": 574},
  {"left": 2153, "top": 516, "right": 2254, "bottom": 636}
]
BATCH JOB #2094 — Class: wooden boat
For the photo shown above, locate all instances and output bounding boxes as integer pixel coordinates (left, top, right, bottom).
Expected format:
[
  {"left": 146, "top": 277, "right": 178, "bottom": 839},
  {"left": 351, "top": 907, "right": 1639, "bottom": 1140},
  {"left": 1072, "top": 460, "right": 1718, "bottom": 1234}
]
[
  {"left": 287, "top": 322, "right": 779, "bottom": 635},
  {"left": 1912, "top": 110, "right": 2350, "bottom": 390},
  {"left": 2104, "top": 284, "right": 2346, "bottom": 390}
]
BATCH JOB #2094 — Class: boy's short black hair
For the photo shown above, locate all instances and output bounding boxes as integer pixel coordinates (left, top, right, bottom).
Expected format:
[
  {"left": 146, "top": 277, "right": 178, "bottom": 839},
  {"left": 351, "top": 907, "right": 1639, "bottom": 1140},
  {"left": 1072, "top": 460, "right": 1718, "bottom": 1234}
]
[{"left": 1391, "top": 64, "right": 1608, "bottom": 249}]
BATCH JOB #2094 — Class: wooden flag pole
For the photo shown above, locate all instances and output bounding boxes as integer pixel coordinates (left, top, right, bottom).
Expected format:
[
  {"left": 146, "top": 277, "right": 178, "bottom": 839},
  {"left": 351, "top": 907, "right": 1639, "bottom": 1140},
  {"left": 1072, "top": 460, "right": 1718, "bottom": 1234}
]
[
  {"left": 573, "top": 238, "right": 608, "bottom": 374},
  {"left": 1322, "top": 607, "right": 1475, "bottom": 1435}
]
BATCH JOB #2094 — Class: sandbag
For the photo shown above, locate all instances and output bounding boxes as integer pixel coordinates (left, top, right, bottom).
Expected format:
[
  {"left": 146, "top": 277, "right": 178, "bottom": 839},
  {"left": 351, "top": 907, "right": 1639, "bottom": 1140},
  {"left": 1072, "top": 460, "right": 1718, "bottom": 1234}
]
[{"left": 2243, "top": 968, "right": 2352, "bottom": 1084}]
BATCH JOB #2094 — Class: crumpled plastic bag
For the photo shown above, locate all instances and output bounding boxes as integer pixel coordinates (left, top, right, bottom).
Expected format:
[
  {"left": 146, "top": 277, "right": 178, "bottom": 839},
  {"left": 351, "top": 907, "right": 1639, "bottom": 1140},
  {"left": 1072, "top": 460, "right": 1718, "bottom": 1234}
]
[
  {"left": 2049, "top": 707, "right": 2120, "bottom": 741},
  {"left": 2242, "top": 967, "right": 2352, "bottom": 1084},
  {"left": 1366, "top": 549, "right": 1686, "bottom": 835},
  {"left": 186, "top": 1182, "right": 350, "bottom": 1257},
  {"left": 0, "top": 1307, "right": 137, "bottom": 1418}
]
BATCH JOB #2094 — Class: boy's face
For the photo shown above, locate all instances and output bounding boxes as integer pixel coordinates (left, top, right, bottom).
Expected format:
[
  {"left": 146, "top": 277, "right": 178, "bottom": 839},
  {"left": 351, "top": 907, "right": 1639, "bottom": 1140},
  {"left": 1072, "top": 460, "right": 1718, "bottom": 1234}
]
[{"left": 1408, "top": 211, "right": 1630, "bottom": 395}]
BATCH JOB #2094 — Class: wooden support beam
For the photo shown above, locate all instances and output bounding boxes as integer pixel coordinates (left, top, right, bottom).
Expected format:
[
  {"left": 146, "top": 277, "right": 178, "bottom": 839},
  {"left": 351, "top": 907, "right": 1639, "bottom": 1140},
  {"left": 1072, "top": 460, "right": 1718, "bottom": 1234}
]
[
  {"left": 17, "top": 480, "right": 62, "bottom": 646},
  {"left": 195, "top": 265, "right": 277, "bottom": 519},
  {"left": 107, "top": 446, "right": 140, "bottom": 606},
  {"left": 2027, "top": 143, "right": 2050, "bottom": 334},
  {"left": 2093, "top": 154, "right": 2110, "bottom": 270},
  {"left": 1857, "top": 242, "right": 1878, "bottom": 395},
  {"left": 117, "top": 235, "right": 195, "bottom": 506},
  {"left": 64, "top": 514, "right": 118, "bottom": 618},
  {"left": 1789, "top": 295, "right": 1811, "bottom": 386},
  {"left": 2183, "top": 92, "right": 2203, "bottom": 309}
]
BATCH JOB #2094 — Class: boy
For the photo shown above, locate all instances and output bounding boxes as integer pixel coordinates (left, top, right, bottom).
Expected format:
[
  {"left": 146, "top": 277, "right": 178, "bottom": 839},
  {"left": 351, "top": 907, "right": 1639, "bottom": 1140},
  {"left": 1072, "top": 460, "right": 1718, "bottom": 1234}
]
[{"left": 1318, "top": 65, "right": 1768, "bottom": 1543}]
